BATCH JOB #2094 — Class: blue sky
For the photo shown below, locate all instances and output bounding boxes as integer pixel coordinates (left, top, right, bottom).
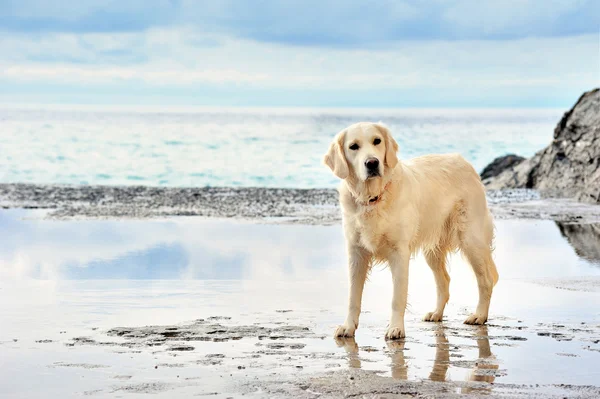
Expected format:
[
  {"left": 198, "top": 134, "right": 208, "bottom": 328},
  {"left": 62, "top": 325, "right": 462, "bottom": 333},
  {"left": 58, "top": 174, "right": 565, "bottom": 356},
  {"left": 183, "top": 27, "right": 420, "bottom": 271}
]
[{"left": 0, "top": 0, "right": 598, "bottom": 107}]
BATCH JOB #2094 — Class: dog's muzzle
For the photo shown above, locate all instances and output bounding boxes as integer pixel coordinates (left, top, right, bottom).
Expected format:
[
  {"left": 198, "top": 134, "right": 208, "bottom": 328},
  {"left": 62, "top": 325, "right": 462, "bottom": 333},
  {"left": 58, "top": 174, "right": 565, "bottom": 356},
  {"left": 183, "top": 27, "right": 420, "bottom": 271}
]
[{"left": 365, "top": 157, "right": 380, "bottom": 177}]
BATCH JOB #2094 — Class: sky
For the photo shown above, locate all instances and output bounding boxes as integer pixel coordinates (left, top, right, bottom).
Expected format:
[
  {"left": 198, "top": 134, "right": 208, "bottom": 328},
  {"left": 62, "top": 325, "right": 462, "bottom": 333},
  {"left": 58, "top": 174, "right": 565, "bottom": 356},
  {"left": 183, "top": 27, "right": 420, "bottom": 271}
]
[{"left": 0, "top": 0, "right": 599, "bottom": 108}]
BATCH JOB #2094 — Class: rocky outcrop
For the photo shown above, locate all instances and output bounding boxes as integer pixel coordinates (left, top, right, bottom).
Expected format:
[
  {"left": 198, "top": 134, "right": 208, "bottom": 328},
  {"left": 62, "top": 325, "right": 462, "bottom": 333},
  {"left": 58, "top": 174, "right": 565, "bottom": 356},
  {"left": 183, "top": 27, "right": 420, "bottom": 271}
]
[
  {"left": 482, "top": 88, "right": 600, "bottom": 203},
  {"left": 480, "top": 154, "right": 525, "bottom": 180}
]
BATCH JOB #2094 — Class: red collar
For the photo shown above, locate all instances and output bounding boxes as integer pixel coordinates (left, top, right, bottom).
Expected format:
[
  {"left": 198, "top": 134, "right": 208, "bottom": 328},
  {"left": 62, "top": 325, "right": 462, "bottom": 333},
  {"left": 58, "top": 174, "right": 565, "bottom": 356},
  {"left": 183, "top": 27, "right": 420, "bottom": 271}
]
[{"left": 362, "top": 181, "right": 391, "bottom": 206}]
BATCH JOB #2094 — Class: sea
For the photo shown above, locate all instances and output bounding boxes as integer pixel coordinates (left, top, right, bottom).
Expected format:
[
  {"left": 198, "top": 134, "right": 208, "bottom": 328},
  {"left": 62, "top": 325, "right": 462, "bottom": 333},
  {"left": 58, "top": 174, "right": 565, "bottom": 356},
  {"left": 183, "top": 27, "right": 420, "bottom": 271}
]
[{"left": 0, "top": 106, "right": 563, "bottom": 189}]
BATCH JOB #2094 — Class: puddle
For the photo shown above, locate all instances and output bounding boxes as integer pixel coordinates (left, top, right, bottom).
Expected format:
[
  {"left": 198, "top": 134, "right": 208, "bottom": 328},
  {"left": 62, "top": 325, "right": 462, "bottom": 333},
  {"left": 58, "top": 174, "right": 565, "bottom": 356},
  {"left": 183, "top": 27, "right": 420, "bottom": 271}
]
[{"left": 0, "top": 210, "right": 599, "bottom": 397}]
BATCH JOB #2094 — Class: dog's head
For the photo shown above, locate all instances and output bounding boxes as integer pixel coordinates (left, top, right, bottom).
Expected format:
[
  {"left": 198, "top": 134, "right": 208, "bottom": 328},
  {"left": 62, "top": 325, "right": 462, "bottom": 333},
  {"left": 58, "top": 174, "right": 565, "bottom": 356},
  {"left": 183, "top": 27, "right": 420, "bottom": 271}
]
[{"left": 323, "top": 122, "right": 399, "bottom": 182}]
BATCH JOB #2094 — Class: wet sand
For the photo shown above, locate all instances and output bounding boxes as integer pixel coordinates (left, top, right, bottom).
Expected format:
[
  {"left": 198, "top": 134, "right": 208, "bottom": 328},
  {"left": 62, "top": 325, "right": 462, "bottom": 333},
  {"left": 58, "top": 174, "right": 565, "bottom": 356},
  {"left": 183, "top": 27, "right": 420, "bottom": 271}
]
[
  {"left": 3, "top": 183, "right": 600, "bottom": 223},
  {"left": 1, "top": 192, "right": 600, "bottom": 397}
]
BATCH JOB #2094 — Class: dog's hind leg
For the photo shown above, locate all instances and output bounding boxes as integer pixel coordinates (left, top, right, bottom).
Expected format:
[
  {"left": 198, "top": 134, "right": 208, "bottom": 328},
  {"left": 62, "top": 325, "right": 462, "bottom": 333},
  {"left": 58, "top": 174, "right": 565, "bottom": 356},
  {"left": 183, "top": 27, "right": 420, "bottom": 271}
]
[
  {"left": 423, "top": 250, "right": 450, "bottom": 322},
  {"left": 461, "top": 214, "right": 498, "bottom": 325}
]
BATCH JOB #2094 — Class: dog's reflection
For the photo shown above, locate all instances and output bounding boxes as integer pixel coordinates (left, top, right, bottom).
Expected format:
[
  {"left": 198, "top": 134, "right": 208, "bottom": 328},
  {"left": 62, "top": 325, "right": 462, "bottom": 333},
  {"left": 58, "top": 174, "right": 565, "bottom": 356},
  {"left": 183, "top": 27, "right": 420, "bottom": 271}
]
[
  {"left": 334, "top": 324, "right": 497, "bottom": 386},
  {"left": 334, "top": 336, "right": 361, "bottom": 369},
  {"left": 334, "top": 335, "right": 409, "bottom": 380},
  {"left": 386, "top": 339, "right": 408, "bottom": 379},
  {"left": 462, "top": 325, "right": 499, "bottom": 393},
  {"left": 429, "top": 325, "right": 450, "bottom": 382},
  {"left": 335, "top": 336, "right": 408, "bottom": 379}
]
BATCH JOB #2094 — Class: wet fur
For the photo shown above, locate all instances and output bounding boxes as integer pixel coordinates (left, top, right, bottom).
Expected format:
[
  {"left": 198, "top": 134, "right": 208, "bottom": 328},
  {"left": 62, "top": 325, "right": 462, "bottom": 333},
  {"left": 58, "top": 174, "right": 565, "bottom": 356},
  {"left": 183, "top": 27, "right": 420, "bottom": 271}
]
[{"left": 324, "top": 122, "right": 499, "bottom": 339}]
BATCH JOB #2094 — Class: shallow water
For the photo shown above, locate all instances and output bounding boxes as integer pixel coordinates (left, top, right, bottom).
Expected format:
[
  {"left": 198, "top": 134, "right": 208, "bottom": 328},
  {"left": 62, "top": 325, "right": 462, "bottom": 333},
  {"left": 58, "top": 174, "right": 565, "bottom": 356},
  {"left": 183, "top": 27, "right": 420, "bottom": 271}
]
[
  {"left": 0, "top": 107, "right": 560, "bottom": 188},
  {"left": 1, "top": 211, "right": 599, "bottom": 397}
]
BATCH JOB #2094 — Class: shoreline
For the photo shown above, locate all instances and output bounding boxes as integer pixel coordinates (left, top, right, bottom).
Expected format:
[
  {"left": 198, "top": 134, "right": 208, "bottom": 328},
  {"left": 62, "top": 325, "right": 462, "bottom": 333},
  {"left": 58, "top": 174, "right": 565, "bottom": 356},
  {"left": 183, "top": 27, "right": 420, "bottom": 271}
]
[{"left": 2, "top": 183, "right": 600, "bottom": 224}]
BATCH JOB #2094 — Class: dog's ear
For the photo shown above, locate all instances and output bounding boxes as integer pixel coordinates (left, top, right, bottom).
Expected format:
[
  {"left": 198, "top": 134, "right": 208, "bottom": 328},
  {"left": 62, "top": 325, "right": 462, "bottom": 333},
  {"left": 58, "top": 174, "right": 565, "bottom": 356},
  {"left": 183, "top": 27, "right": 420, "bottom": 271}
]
[
  {"left": 323, "top": 130, "right": 349, "bottom": 179},
  {"left": 375, "top": 123, "right": 399, "bottom": 169}
]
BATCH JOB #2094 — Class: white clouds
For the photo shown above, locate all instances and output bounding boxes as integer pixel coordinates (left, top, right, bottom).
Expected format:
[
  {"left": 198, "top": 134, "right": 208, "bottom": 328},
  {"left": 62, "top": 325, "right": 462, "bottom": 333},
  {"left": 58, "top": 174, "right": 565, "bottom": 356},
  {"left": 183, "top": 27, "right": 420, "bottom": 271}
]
[
  {"left": 441, "top": 0, "right": 588, "bottom": 35},
  {"left": 0, "top": 0, "right": 173, "bottom": 22},
  {"left": 3, "top": 0, "right": 598, "bottom": 42},
  {"left": 0, "top": 26, "right": 597, "bottom": 106},
  {"left": 0, "top": 0, "right": 598, "bottom": 107},
  {"left": 0, "top": 64, "right": 269, "bottom": 85}
]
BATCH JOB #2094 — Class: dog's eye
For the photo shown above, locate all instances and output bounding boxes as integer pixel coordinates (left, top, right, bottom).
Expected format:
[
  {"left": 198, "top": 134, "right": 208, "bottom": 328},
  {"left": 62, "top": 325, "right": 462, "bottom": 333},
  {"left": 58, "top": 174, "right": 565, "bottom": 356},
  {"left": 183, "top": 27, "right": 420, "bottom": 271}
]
[
  {"left": 349, "top": 143, "right": 359, "bottom": 151},
  {"left": 373, "top": 138, "right": 381, "bottom": 145}
]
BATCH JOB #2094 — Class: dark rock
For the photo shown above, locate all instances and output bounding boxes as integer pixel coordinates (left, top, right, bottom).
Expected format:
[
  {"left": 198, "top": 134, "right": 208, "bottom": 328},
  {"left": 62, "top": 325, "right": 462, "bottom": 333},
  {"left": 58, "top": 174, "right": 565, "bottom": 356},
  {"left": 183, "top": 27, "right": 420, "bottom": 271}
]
[
  {"left": 480, "top": 154, "right": 525, "bottom": 180},
  {"left": 482, "top": 88, "right": 600, "bottom": 203}
]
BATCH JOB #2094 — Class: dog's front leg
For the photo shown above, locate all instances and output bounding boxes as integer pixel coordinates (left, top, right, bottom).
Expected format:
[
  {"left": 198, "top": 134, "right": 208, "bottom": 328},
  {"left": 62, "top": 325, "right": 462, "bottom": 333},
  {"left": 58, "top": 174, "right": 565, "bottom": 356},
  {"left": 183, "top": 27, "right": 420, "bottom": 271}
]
[
  {"left": 385, "top": 248, "right": 410, "bottom": 340},
  {"left": 334, "top": 245, "right": 370, "bottom": 338}
]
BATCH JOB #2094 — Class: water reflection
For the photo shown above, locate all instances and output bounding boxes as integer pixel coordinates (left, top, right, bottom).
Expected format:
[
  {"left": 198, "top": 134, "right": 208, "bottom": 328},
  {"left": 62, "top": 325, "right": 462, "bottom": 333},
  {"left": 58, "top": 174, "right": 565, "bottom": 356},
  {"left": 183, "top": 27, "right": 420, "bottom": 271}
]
[
  {"left": 556, "top": 222, "right": 600, "bottom": 263},
  {"left": 2, "top": 211, "right": 600, "bottom": 391},
  {"left": 462, "top": 326, "right": 498, "bottom": 394},
  {"left": 387, "top": 340, "right": 408, "bottom": 380},
  {"left": 334, "top": 337, "right": 361, "bottom": 369},
  {"left": 335, "top": 325, "right": 497, "bottom": 387},
  {"left": 429, "top": 326, "right": 449, "bottom": 382},
  {"left": 0, "top": 210, "right": 342, "bottom": 281},
  {"left": 1, "top": 210, "right": 599, "bottom": 281},
  {"left": 334, "top": 337, "right": 408, "bottom": 379}
]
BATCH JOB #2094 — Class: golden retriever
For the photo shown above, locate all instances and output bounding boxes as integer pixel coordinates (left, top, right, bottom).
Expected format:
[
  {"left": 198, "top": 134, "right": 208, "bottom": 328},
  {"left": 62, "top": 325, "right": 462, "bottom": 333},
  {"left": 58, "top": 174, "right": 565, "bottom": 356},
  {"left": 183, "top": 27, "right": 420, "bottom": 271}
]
[{"left": 323, "top": 122, "right": 499, "bottom": 339}]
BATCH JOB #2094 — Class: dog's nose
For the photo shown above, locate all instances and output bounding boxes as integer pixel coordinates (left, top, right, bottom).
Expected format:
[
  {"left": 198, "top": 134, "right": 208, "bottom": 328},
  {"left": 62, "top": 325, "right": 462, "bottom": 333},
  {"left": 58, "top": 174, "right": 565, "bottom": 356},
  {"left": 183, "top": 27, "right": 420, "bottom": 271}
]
[{"left": 365, "top": 158, "right": 379, "bottom": 170}]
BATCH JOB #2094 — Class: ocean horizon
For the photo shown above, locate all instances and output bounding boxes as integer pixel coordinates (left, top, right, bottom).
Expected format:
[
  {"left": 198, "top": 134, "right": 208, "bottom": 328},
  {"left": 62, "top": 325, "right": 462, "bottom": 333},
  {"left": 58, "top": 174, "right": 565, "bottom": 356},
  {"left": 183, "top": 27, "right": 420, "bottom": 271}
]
[{"left": 1, "top": 106, "right": 563, "bottom": 189}]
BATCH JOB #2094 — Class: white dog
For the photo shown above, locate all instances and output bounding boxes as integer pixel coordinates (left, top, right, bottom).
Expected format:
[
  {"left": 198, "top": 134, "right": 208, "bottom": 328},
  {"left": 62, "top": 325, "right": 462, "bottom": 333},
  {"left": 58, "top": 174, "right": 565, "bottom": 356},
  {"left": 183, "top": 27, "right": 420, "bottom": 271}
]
[{"left": 323, "top": 122, "right": 498, "bottom": 339}]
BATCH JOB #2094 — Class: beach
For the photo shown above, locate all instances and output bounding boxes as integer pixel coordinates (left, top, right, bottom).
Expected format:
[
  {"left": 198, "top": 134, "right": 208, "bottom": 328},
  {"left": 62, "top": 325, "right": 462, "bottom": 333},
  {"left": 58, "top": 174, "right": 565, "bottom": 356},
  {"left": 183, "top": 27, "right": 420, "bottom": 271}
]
[
  {"left": 1, "top": 185, "right": 600, "bottom": 398},
  {"left": 3, "top": 1, "right": 599, "bottom": 397}
]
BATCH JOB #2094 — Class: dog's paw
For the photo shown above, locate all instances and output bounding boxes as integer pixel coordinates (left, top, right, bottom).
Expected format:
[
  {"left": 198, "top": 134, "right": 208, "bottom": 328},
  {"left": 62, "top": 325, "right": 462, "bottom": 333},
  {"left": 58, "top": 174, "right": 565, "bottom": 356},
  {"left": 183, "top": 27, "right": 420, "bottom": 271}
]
[
  {"left": 423, "top": 311, "right": 444, "bottom": 322},
  {"left": 334, "top": 324, "right": 356, "bottom": 338},
  {"left": 385, "top": 326, "right": 405, "bottom": 340},
  {"left": 464, "top": 313, "right": 488, "bottom": 325}
]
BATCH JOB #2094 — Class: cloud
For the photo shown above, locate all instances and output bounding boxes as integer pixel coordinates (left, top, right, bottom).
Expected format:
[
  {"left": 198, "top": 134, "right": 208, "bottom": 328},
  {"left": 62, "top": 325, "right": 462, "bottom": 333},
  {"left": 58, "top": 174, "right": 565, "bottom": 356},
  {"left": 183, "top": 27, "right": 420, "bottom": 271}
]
[
  {"left": 0, "top": 64, "right": 269, "bottom": 85},
  {"left": 0, "top": 1, "right": 597, "bottom": 107},
  {"left": 0, "top": 29, "right": 596, "bottom": 89},
  {"left": 1, "top": 0, "right": 598, "bottom": 45},
  {"left": 0, "top": 0, "right": 176, "bottom": 33},
  {"left": 441, "top": 0, "right": 596, "bottom": 37}
]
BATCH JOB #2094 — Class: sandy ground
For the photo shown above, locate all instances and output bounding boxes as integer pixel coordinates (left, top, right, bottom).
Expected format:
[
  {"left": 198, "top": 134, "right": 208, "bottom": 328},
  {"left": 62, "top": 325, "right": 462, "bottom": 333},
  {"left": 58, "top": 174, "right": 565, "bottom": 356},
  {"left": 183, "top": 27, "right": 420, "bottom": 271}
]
[
  {"left": 2, "top": 183, "right": 600, "bottom": 223},
  {"left": 7, "top": 314, "right": 597, "bottom": 398},
  {"left": 1, "top": 185, "right": 600, "bottom": 398},
  {"left": 2, "top": 292, "right": 600, "bottom": 398}
]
